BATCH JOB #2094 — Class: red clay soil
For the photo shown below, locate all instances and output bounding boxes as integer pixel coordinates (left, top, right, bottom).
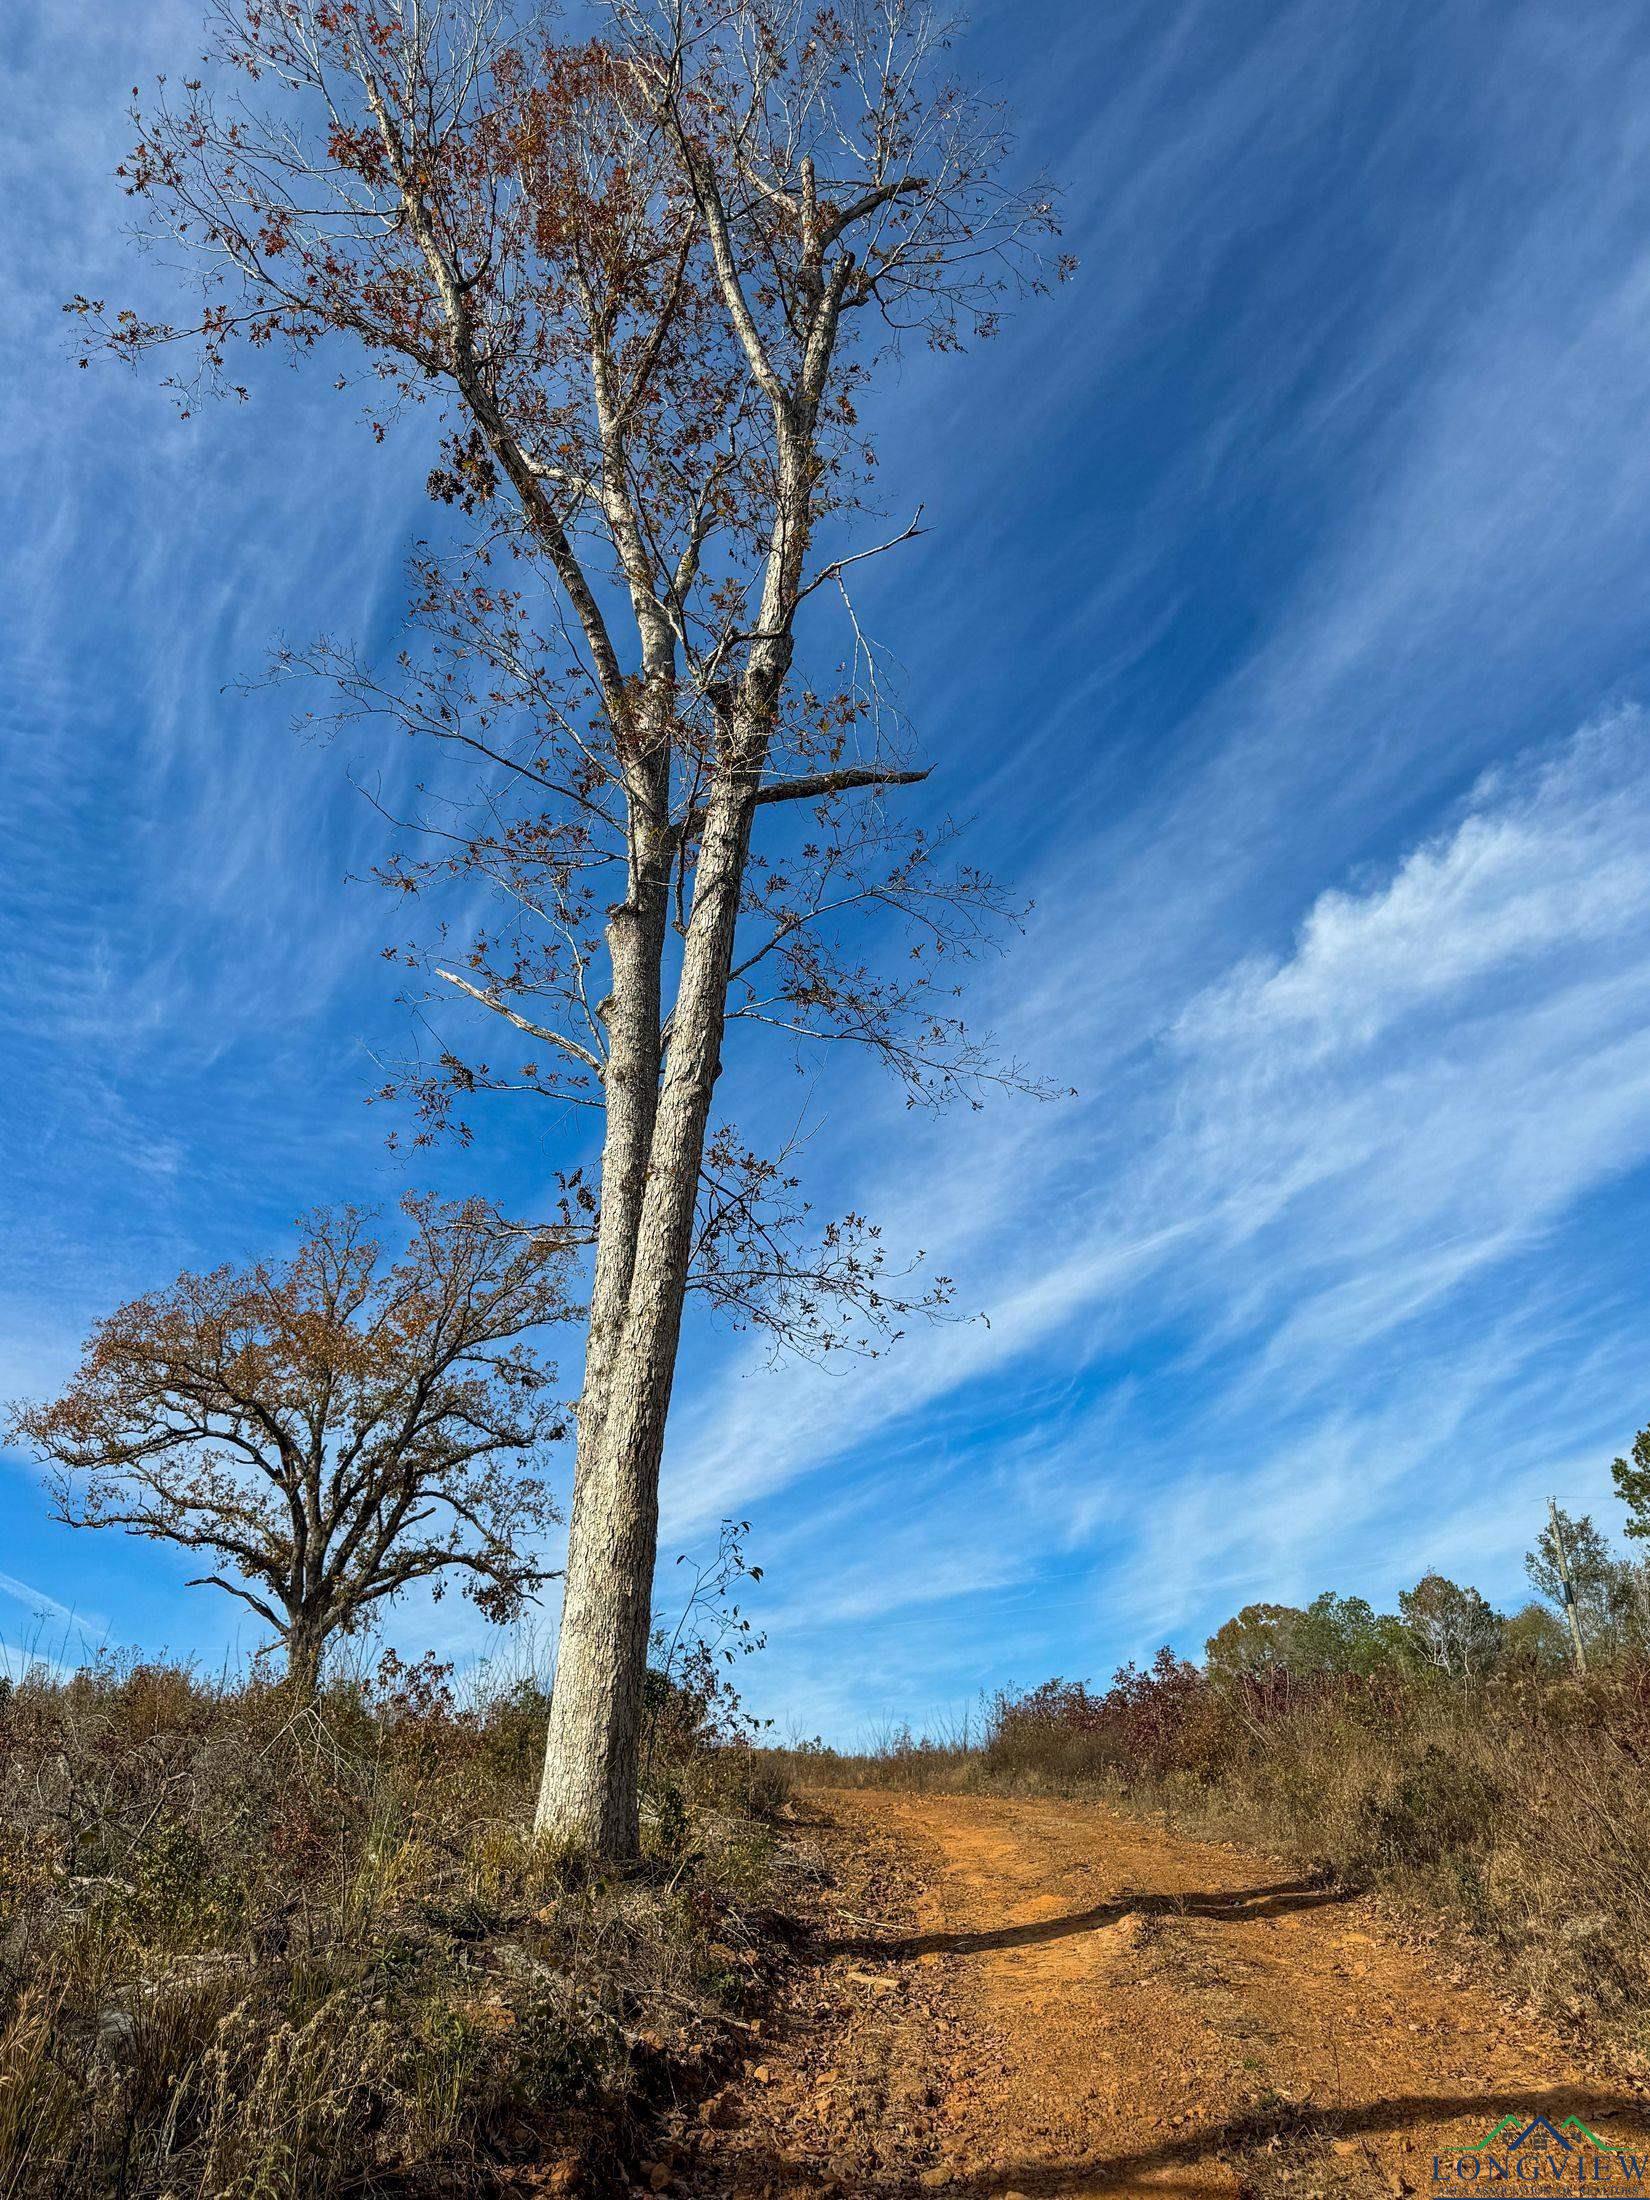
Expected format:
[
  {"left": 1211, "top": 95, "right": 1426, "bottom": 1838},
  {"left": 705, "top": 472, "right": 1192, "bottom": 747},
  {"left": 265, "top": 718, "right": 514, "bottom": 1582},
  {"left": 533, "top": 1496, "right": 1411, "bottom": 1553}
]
[{"left": 656, "top": 1788, "right": 1650, "bottom": 2199}]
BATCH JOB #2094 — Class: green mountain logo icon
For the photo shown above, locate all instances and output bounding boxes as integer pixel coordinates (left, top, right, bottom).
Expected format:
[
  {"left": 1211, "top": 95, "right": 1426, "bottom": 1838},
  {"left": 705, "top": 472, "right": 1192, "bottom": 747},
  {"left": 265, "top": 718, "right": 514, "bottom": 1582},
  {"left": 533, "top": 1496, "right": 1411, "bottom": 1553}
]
[{"left": 1470, "top": 2112, "right": 1618, "bottom": 2152}]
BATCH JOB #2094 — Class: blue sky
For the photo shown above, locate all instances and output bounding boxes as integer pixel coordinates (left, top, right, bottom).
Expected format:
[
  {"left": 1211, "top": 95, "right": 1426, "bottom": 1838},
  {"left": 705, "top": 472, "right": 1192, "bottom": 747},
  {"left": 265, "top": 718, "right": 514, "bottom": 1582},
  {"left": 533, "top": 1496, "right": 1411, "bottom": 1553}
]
[{"left": 6, "top": 0, "right": 1650, "bottom": 1737}]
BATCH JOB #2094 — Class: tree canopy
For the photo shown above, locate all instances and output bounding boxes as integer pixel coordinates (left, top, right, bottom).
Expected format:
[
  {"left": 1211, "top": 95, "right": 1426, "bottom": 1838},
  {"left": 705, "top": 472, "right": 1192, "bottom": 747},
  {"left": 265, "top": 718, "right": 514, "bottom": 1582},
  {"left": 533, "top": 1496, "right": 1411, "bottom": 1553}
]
[{"left": 10, "top": 1198, "right": 570, "bottom": 1696}]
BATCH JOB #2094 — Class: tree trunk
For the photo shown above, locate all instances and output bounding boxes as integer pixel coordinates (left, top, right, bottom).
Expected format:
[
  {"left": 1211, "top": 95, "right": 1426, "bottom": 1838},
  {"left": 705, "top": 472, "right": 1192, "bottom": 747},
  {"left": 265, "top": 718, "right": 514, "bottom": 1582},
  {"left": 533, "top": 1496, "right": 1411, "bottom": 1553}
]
[
  {"left": 285, "top": 1623, "right": 324, "bottom": 1705},
  {"left": 535, "top": 405, "right": 812, "bottom": 1854},
  {"left": 532, "top": 1377, "right": 664, "bottom": 1852},
  {"left": 535, "top": 778, "right": 759, "bottom": 1855}
]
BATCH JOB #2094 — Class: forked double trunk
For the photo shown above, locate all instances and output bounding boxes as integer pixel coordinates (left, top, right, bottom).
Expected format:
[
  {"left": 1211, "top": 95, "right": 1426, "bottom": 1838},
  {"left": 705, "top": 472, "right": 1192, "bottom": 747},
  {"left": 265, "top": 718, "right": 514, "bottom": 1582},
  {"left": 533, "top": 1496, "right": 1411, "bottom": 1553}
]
[{"left": 535, "top": 776, "right": 759, "bottom": 1853}]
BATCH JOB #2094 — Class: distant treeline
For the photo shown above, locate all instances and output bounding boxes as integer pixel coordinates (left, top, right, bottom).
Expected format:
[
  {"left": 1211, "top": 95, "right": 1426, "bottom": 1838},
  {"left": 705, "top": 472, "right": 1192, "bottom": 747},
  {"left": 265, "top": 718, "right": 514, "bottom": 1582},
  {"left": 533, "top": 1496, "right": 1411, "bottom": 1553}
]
[{"left": 1204, "top": 1437, "right": 1650, "bottom": 1684}]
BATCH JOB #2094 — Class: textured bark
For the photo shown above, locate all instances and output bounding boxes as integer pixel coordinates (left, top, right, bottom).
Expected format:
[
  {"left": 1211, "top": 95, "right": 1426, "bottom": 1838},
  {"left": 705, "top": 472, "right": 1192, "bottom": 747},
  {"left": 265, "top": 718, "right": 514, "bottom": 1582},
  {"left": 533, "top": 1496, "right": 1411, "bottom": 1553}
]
[
  {"left": 532, "top": 1395, "right": 661, "bottom": 1848},
  {"left": 537, "top": 775, "right": 764, "bottom": 1850},
  {"left": 285, "top": 1622, "right": 325, "bottom": 1707}
]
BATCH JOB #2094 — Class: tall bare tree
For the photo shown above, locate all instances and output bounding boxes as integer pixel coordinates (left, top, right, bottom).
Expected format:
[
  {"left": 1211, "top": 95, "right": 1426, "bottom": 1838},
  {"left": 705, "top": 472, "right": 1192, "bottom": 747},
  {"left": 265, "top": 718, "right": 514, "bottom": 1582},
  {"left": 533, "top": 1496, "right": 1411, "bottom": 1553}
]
[
  {"left": 79, "top": 0, "right": 1065, "bottom": 1851},
  {"left": 9, "top": 1199, "right": 569, "bottom": 1699}
]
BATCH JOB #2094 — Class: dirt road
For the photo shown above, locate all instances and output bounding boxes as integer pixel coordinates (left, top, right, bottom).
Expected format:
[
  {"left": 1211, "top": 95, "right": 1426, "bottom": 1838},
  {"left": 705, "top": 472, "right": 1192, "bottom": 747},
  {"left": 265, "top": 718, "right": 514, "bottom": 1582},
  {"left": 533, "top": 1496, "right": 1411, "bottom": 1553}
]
[{"left": 671, "top": 1788, "right": 1650, "bottom": 2198}]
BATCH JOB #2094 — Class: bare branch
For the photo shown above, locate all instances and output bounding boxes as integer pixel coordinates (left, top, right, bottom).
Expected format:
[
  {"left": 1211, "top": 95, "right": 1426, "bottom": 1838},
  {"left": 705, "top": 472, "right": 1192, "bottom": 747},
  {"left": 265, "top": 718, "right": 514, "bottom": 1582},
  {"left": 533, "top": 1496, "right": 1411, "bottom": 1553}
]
[{"left": 434, "top": 967, "right": 606, "bottom": 1076}]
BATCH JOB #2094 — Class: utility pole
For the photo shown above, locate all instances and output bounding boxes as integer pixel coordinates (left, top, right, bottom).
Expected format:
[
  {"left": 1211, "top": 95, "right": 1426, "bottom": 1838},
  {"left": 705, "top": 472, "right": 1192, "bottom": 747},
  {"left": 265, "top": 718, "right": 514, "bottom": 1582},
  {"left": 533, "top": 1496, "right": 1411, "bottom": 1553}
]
[{"left": 1549, "top": 1498, "right": 1589, "bottom": 1677}]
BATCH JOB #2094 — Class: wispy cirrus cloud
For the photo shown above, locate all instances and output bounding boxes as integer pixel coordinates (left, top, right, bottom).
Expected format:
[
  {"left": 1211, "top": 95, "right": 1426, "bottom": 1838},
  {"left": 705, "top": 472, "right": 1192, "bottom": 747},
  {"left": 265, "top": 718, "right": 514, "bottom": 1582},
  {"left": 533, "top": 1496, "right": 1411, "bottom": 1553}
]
[{"left": 670, "top": 714, "right": 1650, "bottom": 1490}]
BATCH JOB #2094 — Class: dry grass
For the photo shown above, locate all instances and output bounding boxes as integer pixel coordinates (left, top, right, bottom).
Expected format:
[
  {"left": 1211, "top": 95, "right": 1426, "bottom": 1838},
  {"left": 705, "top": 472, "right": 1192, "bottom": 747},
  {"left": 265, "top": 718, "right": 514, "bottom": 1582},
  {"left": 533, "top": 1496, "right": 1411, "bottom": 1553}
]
[{"left": 0, "top": 1650, "right": 790, "bottom": 2198}]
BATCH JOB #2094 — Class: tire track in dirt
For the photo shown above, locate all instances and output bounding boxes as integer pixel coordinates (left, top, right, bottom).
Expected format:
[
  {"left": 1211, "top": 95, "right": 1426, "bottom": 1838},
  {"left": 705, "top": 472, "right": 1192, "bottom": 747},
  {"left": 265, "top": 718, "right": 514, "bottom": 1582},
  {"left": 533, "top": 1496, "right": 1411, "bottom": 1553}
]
[{"left": 670, "top": 1789, "right": 1650, "bottom": 2199}]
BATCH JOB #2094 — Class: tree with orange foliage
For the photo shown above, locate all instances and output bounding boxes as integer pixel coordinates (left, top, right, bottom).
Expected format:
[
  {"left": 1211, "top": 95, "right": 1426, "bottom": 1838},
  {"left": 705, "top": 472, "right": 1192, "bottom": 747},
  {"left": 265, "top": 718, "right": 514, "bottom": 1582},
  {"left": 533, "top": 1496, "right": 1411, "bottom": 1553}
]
[
  {"left": 9, "top": 1200, "right": 570, "bottom": 1701},
  {"left": 75, "top": 0, "right": 1067, "bottom": 1851}
]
